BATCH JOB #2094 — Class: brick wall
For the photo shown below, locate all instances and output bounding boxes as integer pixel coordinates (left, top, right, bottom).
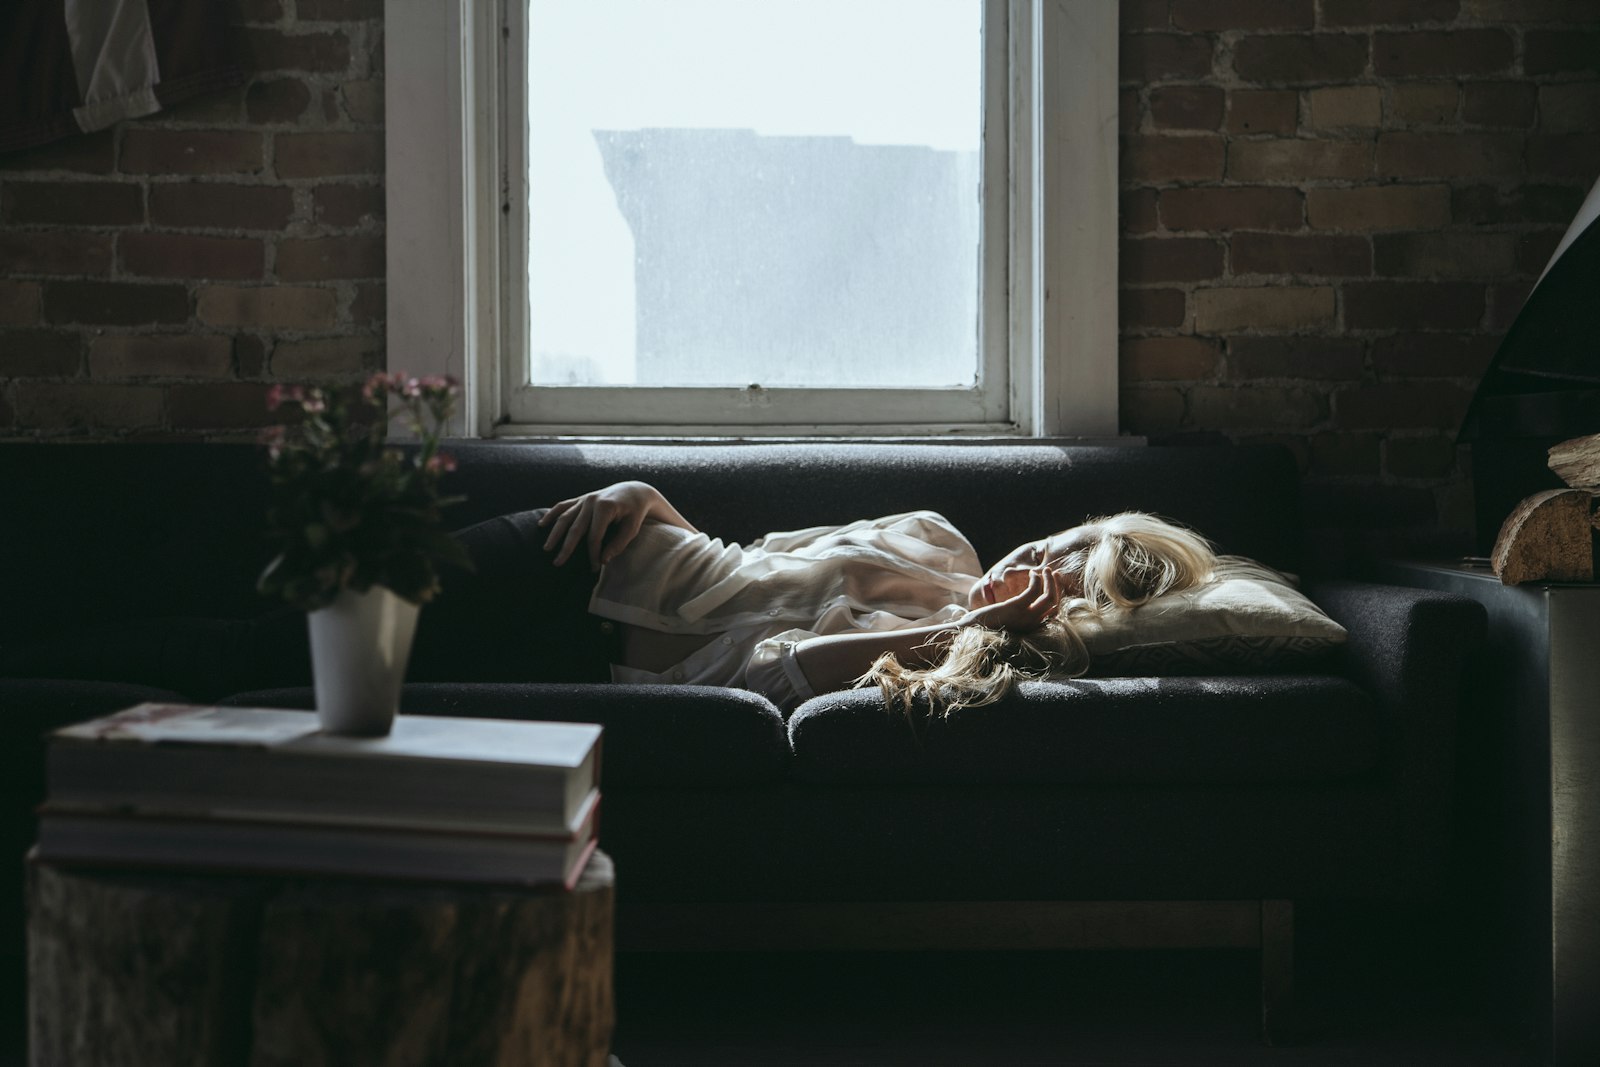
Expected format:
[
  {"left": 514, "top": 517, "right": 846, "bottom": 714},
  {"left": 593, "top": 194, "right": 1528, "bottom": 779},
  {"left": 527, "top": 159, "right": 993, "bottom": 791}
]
[
  {"left": 0, "top": 0, "right": 384, "bottom": 443},
  {"left": 1, "top": 0, "right": 1598, "bottom": 558},
  {"left": 1120, "top": 0, "right": 1600, "bottom": 559}
]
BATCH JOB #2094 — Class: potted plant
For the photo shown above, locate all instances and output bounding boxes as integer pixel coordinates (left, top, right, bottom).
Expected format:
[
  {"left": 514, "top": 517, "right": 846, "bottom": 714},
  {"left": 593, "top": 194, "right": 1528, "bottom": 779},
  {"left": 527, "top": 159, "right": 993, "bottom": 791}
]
[{"left": 258, "top": 373, "right": 471, "bottom": 736}]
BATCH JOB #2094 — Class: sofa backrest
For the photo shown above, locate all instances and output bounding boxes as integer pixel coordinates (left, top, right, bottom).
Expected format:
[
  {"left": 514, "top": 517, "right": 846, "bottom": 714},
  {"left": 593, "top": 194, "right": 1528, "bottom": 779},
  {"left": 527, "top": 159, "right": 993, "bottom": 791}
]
[{"left": 1, "top": 441, "right": 1301, "bottom": 642}]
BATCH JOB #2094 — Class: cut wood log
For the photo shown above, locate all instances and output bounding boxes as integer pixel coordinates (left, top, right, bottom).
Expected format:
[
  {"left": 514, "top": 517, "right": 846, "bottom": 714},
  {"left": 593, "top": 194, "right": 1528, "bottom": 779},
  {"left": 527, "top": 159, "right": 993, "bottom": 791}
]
[
  {"left": 1491, "top": 489, "right": 1597, "bottom": 585},
  {"left": 1549, "top": 432, "right": 1600, "bottom": 490},
  {"left": 27, "top": 851, "right": 614, "bottom": 1067}
]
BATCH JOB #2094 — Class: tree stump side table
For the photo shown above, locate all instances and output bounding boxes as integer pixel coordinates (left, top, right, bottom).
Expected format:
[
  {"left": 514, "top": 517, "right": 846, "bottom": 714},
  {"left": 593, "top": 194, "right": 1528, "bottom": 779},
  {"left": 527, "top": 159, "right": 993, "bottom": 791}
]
[{"left": 27, "top": 849, "right": 614, "bottom": 1067}]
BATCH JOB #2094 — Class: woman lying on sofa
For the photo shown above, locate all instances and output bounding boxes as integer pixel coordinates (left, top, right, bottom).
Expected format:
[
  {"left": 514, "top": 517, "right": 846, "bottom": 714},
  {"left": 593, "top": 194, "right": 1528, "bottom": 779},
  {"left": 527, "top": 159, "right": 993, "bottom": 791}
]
[
  {"left": 518, "top": 480, "right": 1217, "bottom": 716},
  {"left": 2, "top": 481, "right": 1216, "bottom": 716}
]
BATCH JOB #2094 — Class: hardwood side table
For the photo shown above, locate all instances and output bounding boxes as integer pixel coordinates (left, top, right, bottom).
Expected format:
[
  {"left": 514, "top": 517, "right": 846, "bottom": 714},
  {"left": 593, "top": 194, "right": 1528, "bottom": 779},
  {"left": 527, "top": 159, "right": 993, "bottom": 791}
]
[
  {"left": 27, "top": 849, "right": 615, "bottom": 1067},
  {"left": 1375, "top": 560, "right": 1600, "bottom": 1067}
]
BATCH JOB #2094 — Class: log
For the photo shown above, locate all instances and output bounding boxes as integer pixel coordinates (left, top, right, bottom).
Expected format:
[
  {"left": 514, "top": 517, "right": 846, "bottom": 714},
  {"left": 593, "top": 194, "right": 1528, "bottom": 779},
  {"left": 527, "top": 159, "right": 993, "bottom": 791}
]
[
  {"left": 1549, "top": 432, "right": 1600, "bottom": 490},
  {"left": 1491, "top": 489, "right": 1596, "bottom": 585},
  {"left": 28, "top": 851, "right": 614, "bottom": 1067}
]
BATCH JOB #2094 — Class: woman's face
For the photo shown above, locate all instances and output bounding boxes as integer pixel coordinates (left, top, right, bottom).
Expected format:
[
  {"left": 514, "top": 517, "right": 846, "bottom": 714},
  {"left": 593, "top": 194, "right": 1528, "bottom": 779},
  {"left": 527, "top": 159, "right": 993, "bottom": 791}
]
[{"left": 968, "top": 524, "right": 1102, "bottom": 609}]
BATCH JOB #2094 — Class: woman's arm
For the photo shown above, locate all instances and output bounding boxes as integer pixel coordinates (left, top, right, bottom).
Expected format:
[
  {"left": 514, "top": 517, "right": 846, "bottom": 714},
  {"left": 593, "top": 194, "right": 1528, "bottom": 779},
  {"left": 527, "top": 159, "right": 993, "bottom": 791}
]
[
  {"left": 538, "top": 480, "right": 697, "bottom": 570},
  {"left": 792, "top": 567, "right": 1066, "bottom": 695}
]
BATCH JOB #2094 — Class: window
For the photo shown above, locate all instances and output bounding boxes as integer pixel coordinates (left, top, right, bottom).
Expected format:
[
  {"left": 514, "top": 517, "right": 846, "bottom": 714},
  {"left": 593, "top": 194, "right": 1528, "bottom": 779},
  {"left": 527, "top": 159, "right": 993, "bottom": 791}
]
[{"left": 385, "top": 1, "right": 1118, "bottom": 439}]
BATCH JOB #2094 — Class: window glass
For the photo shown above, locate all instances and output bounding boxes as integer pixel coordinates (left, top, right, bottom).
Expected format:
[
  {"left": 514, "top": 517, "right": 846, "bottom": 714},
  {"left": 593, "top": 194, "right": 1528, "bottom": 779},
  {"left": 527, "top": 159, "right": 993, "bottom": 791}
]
[{"left": 526, "top": 0, "right": 984, "bottom": 390}]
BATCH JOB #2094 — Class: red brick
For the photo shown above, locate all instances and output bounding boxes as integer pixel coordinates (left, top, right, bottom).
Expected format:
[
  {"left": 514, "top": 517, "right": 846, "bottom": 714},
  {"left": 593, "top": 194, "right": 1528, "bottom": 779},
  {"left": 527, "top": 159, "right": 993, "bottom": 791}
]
[
  {"left": 1524, "top": 31, "right": 1600, "bottom": 75},
  {"left": 196, "top": 285, "right": 338, "bottom": 328},
  {"left": 1172, "top": 0, "right": 1312, "bottom": 29},
  {"left": 1375, "top": 133, "right": 1523, "bottom": 178},
  {"left": 167, "top": 382, "right": 282, "bottom": 428},
  {"left": 350, "top": 283, "right": 385, "bottom": 325},
  {"left": 1306, "top": 185, "right": 1451, "bottom": 231},
  {"left": 236, "top": 334, "right": 268, "bottom": 377},
  {"left": 1121, "top": 387, "right": 1187, "bottom": 435},
  {"left": 297, "top": 0, "right": 383, "bottom": 17},
  {"left": 1321, "top": 0, "right": 1460, "bottom": 25},
  {"left": 1517, "top": 229, "right": 1564, "bottom": 274},
  {"left": 1160, "top": 187, "right": 1303, "bottom": 231},
  {"left": 1121, "top": 0, "right": 1172, "bottom": 30},
  {"left": 1232, "top": 35, "right": 1368, "bottom": 84},
  {"left": 1462, "top": 0, "right": 1600, "bottom": 20},
  {"left": 0, "top": 330, "right": 80, "bottom": 375},
  {"left": 1334, "top": 383, "right": 1472, "bottom": 430},
  {"left": 1539, "top": 83, "right": 1600, "bottom": 133},
  {"left": 1120, "top": 89, "right": 1142, "bottom": 135},
  {"left": 1451, "top": 184, "right": 1585, "bottom": 225},
  {"left": 1119, "top": 289, "right": 1188, "bottom": 329},
  {"left": 1149, "top": 87, "right": 1225, "bottom": 130},
  {"left": 13, "top": 382, "right": 164, "bottom": 430},
  {"left": 1371, "top": 333, "right": 1497, "bottom": 377},
  {"left": 1462, "top": 82, "right": 1536, "bottom": 127},
  {"left": 1230, "top": 234, "right": 1371, "bottom": 276},
  {"left": 0, "top": 129, "right": 115, "bottom": 174},
  {"left": 157, "top": 86, "right": 245, "bottom": 124},
  {"left": 1344, "top": 282, "right": 1483, "bottom": 329},
  {"left": 341, "top": 79, "right": 384, "bottom": 124},
  {"left": 2, "top": 181, "right": 143, "bottom": 225},
  {"left": 272, "top": 336, "right": 379, "bottom": 376},
  {"left": 1120, "top": 35, "right": 1215, "bottom": 83},
  {"left": 88, "top": 334, "right": 233, "bottom": 378},
  {"left": 0, "top": 232, "right": 114, "bottom": 276},
  {"left": 148, "top": 182, "right": 295, "bottom": 231},
  {"left": 1230, "top": 336, "right": 1365, "bottom": 380},
  {"left": 1188, "top": 385, "right": 1325, "bottom": 428},
  {"left": 121, "top": 233, "right": 265, "bottom": 280},
  {"left": 1121, "top": 189, "right": 1159, "bottom": 234},
  {"left": 312, "top": 183, "right": 383, "bottom": 227},
  {"left": 1120, "top": 135, "right": 1225, "bottom": 181},
  {"left": 1225, "top": 90, "right": 1297, "bottom": 135},
  {"left": 1373, "top": 233, "right": 1516, "bottom": 279},
  {"left": 1193, "top": 286, "right": 1334, "bottom": 332},
  {"left": 236, "top": 0, "right": 284, "bottom": 22},
  {"left": 1227, "top": 138, "right": 1372, "bottom": 181},
  {"left": 0, "top": 281, "right": 41, "bottom": 325},
  {"left": 1120, "top": 238, "right": 1225, "bottom": 282},
  {"left": 237, "top": 28, "right": 351, "bottom": 73},
  {"left": 1389, "top": 83, "right": 1458, "bottom": 125},
  {"left": 1386, "top": 436, "right": 1459, "bottom": 478},
  {"left": 1121, "top": 336, "right": 1221, "bottom": 381},
  {"left": 1373, "top": 31, "right": 1513, "bottom": 77},
  {"left": 276, "top": 236, "right": 384, "bottom": 281},
  {"left": 246, "top": 78, "right": 313, "bottom": 123},
  {"left": 275, "top": 132, "right": 384, "bottom": 178},
  {"left": 1307, "top": 87, "right": 1381, "bottom": 129},
  {"left": 121, "top": 130, "right": 264, "bottom": 175},
  {"left": 42, "top": 281, "right": 189, "bottom": 326},
  {"left": 1528, "top": 135, "right": 1600, "bottom": 179},
  {"left": 1308, "top": 432, "right": 1382, "bottom": 478}
]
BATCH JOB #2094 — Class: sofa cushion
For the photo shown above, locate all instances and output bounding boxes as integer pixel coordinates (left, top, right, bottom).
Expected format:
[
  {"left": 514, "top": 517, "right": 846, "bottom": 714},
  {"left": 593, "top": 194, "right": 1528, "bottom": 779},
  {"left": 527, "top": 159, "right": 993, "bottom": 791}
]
[
  {"left": 223, "top": 682, "right": 790, "bottom": 787},
  {"left": 1081, "top": 556, "right": 1346, "bottom": 676},
  {"left": 787, "top": 675, "right": 1378, "bottom": 786}
]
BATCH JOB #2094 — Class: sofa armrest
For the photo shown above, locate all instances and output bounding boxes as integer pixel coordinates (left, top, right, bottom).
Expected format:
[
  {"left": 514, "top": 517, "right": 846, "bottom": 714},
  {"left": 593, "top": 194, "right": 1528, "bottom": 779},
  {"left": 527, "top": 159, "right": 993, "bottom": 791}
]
[{"left": 1307, "top": 579, "right": 1486, "bottom": 888}]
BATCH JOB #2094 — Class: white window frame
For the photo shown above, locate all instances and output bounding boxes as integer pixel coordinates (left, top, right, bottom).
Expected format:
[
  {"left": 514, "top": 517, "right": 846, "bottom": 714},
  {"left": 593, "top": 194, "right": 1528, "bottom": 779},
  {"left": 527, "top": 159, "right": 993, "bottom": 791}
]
[{"left": 386, "top": 0, "right": 1118, "bottom": 440}]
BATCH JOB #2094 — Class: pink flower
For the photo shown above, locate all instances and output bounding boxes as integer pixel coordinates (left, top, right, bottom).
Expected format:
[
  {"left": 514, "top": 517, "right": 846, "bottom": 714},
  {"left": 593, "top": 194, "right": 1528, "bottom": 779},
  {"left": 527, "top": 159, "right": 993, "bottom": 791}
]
[
  {"left": 301, "top": 392, "right": 327, "bottom": 414},
  {"left": 425, "top": 453, "right": 458, "bottom": 473}
]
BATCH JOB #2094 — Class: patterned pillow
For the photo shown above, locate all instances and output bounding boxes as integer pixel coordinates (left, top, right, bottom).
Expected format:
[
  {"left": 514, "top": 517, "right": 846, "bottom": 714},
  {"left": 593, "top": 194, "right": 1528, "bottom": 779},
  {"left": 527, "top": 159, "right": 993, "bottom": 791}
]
[{"left": 1076, "top": 555, "right": 1346, "bottom": 675}]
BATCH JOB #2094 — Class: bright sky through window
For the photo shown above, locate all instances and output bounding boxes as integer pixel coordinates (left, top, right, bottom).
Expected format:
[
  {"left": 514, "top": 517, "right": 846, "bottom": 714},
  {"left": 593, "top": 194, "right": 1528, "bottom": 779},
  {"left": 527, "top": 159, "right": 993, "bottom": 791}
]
[{"left": 527, "top": 0, "right": 983, "bottom": 388}]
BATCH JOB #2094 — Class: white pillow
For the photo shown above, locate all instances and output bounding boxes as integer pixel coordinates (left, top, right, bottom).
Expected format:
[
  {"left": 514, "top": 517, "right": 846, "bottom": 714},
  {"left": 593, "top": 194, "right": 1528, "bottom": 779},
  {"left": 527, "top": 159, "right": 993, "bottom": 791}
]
[{"left": 1075, "top": 555, "right": 1346, "bottom": 675}]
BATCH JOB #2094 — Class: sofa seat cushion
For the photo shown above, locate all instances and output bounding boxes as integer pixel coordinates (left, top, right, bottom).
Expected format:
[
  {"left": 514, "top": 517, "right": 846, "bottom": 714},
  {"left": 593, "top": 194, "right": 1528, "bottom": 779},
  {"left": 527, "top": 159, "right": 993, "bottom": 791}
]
[
  {"left": 787, "top": 675, "right": 1378, "bottom": 786},
  {"left": 222, "top": 682, "right": 790, "bottom": 787}
]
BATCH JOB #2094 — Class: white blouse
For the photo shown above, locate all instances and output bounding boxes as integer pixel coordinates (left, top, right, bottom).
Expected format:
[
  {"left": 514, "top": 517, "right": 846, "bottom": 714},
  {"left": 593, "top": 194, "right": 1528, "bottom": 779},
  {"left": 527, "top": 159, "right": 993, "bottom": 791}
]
[{"left": 587, "top": 511, "right": 984, "bottom": 710}]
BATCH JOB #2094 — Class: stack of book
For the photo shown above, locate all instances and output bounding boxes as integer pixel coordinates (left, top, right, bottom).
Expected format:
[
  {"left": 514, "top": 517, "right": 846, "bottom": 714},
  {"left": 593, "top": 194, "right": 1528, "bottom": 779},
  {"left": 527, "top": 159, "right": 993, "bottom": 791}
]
[{"left": 35, "top": 703, "right": 602, "bottom": 890}]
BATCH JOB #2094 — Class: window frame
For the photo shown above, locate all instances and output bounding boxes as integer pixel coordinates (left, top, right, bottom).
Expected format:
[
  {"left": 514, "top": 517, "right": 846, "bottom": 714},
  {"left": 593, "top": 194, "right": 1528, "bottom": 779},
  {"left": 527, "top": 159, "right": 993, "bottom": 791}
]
[{"left": 385, "top": 0, "right": 1118, "bottom": 440}]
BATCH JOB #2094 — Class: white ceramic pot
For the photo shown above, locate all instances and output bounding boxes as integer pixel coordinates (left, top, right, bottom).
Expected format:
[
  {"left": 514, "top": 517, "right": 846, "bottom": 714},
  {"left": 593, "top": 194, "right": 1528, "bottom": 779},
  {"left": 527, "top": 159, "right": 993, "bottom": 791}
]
[{"left": 307, "top": 585, "right": 420, "bottom": 737}]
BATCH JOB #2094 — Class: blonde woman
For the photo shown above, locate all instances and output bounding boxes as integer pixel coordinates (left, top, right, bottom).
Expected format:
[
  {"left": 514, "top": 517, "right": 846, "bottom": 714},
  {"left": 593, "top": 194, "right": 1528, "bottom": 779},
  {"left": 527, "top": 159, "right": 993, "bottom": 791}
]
[{"left": 539, "top": 481, "right": 1217, "bottom": 716}]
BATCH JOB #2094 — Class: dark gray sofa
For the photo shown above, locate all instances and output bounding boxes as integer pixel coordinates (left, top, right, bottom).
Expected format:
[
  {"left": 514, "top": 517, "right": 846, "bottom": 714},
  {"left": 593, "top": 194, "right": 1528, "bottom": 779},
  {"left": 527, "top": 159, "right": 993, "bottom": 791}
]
[{"left": 0, "top": 440, "right": 1485, "bottom": 1037}]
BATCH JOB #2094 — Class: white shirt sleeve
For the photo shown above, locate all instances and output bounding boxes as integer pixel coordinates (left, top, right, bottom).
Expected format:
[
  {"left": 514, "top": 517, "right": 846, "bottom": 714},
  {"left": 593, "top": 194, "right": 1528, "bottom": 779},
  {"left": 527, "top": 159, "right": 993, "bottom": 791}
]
[{"left": 743, "top": 628, "right": 820, "bottom": 712}]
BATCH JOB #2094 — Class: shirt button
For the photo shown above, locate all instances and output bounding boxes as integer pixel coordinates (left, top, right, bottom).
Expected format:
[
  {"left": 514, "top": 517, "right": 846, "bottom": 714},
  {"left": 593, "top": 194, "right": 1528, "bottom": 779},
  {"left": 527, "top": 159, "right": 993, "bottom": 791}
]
[
  {"left": 767, "top": 608, "right": 779, "bottom": 616},
  {"left": 598, "top": 621, "right": 615, "bottom": 634},
  {"left": 721, "top": 636, "right": 733, "bottom": 646},
  {"left": 671, "top": 668, "right": 684, "bottom": 681}
]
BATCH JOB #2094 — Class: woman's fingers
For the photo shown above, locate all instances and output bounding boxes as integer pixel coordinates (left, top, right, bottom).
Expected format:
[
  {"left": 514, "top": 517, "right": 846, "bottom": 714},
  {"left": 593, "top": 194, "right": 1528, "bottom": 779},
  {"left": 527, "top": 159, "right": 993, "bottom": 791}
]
[
  {"left": 553, "top": 497, "right": 597, "bottom": 567},
  {"left": 542, "top": 505, "right": 577, "bottom": 554}
]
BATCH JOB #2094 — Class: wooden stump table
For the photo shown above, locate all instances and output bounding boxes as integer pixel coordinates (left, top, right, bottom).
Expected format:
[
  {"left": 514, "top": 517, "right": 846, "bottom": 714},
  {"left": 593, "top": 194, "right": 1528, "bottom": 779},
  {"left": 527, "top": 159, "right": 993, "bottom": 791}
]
[{"left": 27, "top": 850, "right": 614, "bottom": 1067}]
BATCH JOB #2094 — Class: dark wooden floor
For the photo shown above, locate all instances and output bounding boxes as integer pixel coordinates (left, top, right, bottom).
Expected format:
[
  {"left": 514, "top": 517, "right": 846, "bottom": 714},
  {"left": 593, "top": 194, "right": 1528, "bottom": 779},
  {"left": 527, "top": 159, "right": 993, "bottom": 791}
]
[{"left": 610, "top": 902, "right": 1536, "bottom": 1067}]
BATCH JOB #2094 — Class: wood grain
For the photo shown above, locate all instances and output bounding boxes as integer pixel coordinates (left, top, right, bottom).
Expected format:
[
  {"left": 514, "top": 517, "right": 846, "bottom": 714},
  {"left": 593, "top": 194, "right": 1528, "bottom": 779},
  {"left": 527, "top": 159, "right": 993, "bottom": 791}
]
[{"left": 1491, "top": 489, "right": 1595, "bottom": 585}]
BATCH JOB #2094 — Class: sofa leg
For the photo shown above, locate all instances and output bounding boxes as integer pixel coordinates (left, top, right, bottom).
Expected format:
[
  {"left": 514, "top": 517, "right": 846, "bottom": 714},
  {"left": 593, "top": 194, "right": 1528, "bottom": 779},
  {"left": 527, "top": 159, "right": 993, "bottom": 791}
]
[{"left": 1260, "top": 899, "right": 1295, "bottom": 1046}]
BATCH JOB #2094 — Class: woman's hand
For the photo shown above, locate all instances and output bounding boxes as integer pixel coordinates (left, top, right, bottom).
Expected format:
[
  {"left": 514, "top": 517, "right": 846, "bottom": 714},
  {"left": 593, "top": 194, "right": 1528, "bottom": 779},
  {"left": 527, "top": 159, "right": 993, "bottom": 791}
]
[
  {"left": 538, "top": 481, "right": 695, "bottom": 570},
  {"left": 961, "top": 567, "right": 1065, "bottom": 634}
]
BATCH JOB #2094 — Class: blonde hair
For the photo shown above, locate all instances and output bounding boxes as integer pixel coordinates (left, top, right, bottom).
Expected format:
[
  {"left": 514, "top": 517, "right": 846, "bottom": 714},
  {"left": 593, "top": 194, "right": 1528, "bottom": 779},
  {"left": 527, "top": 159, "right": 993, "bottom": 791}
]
[{"left": 862, "top": 512, "right": 1216, "bottom": 719}]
